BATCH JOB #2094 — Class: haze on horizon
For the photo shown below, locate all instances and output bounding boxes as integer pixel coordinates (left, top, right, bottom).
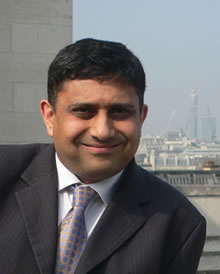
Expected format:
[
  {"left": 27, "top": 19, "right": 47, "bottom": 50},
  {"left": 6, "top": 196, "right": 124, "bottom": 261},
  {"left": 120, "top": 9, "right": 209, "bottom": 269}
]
[{"left": 73, "top": 0, "right": 220, "bottom": 141}]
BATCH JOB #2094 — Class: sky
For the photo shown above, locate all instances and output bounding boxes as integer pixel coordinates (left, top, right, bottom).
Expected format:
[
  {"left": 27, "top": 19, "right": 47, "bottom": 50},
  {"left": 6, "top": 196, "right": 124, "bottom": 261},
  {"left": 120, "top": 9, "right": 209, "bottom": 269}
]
[{"left": 73, "top": 0, "right": 220, "bottom": 140}]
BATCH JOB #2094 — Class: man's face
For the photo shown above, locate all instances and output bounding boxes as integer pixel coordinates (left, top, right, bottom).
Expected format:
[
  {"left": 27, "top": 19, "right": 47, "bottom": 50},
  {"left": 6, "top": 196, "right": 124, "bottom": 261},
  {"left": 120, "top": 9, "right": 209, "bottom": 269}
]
[{"left": 41, "top": 79, "right": 148, "bottom": 183}]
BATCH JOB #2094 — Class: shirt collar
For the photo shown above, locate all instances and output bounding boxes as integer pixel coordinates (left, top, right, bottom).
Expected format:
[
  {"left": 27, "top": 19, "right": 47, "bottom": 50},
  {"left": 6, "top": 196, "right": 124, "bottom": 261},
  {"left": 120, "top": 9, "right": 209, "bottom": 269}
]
[{"left": 55, "top": 153, "right": 123, "bottom": 204}]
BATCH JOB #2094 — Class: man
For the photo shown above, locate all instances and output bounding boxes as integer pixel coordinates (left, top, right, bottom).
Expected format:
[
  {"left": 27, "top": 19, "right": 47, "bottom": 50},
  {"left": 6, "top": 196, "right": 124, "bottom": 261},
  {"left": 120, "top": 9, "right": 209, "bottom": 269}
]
[{"left": 0, "top": 38, "right": 205, "bottom": 274}]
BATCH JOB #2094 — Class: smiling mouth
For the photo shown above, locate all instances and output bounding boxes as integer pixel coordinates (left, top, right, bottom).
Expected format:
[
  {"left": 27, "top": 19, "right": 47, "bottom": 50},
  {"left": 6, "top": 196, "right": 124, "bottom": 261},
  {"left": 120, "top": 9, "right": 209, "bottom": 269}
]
[{"left": 82, "top": 143, "right": 121, "bottom": 153}]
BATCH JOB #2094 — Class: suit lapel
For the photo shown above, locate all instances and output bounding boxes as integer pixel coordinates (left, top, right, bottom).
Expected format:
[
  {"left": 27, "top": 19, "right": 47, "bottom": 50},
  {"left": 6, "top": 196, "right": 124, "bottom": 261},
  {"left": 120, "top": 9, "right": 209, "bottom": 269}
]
[
  {"left": 15, "top": 145, "right": 58, "bottom": 274},
  {"left": 14, "top": 148, "right": 152, "bottom": 274},
  {"left": 76, "top": 160, "right": 151, "bottom": 274}
]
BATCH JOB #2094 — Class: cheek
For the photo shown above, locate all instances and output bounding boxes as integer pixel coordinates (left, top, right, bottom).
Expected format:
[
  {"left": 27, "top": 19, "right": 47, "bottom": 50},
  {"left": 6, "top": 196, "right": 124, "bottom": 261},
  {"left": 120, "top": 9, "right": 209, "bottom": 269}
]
[
  {"left": 59, "top": 119, "right": 89, "bottom": 140},
  {"left": 117, "top": 121, "right": 141, "bottom": 141}
]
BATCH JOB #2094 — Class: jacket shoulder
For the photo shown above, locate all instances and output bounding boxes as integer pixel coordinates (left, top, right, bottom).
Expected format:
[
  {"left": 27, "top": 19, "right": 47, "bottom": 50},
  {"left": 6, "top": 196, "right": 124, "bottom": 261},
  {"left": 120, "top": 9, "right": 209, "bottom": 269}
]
[
  {"left": 134, "top": 163, "right": 203, "bottom": 217},
  {"left": 0, "top": 143, "right": 50, "bottom": 166},
  {"left": 0, "top": 143, "right": 52, "bottom": 190}
]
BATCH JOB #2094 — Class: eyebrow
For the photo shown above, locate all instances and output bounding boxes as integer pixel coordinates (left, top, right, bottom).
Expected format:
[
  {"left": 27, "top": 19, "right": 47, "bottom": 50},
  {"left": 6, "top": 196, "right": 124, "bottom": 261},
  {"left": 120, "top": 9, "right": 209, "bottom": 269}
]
[{"left": 66, "top": 102, "right": 136, "bottom": 110}]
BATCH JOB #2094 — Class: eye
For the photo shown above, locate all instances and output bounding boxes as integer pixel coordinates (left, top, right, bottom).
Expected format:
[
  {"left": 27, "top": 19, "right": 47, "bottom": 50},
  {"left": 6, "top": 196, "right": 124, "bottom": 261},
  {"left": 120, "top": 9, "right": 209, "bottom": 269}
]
[
  {"left": 71, "top": 107, "right": 96, "bottom": 119},
  {"left": 109, "top": 107, "right": 134, "bottom": 120}
]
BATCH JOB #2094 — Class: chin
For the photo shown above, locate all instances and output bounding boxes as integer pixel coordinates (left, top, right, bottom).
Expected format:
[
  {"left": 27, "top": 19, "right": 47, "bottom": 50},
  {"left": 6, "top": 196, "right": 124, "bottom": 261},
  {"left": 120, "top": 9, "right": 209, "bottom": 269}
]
[{"left": 81, "top": 166, "right": 121, "bottom": 183}]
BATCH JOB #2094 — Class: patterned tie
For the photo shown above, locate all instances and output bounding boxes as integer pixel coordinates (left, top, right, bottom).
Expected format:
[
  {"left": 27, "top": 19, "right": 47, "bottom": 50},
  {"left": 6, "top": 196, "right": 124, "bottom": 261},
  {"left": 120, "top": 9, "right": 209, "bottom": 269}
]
[{"left": 55, "top": 185, "right": 96, "bottom": 274}]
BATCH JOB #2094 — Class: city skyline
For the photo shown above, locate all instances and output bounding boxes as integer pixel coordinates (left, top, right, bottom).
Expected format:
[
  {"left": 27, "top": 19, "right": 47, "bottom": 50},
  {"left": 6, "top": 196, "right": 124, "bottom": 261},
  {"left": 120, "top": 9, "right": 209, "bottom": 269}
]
[
  {"left": 143, "top": 89, "right": 219, "bottom": 142},
  {"left": 73, "top": 0, "right": 220, "bottom": 140}
]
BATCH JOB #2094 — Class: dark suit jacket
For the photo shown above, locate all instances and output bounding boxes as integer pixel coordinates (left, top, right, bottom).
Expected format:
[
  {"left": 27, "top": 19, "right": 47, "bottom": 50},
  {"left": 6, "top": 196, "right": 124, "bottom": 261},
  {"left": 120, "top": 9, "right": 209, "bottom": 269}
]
[{"left": 0, "top": 144, "right": 206, "bottom": 274}]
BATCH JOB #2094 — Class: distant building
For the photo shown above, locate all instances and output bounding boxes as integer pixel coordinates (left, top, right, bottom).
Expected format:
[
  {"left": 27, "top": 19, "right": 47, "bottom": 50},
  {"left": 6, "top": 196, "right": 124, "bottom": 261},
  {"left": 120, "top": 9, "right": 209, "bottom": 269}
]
[
  {"left": 202, "top": 117, "right": 216, "bottom": 143},
  {"left": 190, "top": 89, "right": 198, "bottom": 139},
  {"left": 137, "top": 134, "right": 220, "bottom": 171}
]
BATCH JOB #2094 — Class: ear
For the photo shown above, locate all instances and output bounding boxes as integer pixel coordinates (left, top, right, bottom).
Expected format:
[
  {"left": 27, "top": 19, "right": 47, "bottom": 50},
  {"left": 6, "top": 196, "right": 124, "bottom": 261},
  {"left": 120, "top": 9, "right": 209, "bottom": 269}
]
[
  {"left": 140, "top": 104, "right": 148, "bottom": 126},
  {"left": 40, "top": 100, "right": 55, "bottom": 137}
]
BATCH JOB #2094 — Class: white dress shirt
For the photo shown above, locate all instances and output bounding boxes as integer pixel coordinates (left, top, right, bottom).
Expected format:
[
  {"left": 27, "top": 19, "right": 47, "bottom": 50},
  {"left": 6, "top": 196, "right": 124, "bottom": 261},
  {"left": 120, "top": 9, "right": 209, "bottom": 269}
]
[{"left": 56, "top": 154, "right": 123, "bottom": 238}]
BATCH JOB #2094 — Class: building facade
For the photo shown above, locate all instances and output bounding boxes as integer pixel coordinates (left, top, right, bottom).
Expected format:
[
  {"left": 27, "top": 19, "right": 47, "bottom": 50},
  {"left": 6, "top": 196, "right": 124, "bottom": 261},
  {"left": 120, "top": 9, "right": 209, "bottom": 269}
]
[
  {"left": 202, "top": 117, "right": 216, "bottom": 143},
  {"left": 0, "top": 0, "right": 72, "bottom": 143}
]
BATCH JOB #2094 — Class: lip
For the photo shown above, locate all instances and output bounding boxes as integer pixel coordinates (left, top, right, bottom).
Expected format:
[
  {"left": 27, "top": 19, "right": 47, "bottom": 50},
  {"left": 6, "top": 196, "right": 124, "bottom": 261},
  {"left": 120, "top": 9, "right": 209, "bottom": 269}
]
[{"left": 81, "top": 143, "right": 121, "bottom": 153}]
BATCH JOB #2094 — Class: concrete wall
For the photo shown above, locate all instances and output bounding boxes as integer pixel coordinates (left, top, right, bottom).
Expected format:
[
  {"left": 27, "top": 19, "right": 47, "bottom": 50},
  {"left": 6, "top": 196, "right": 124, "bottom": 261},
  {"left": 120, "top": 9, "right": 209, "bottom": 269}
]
[
  {"left": 175, "top": 185, "right": 220, "bottom": 236},
  {"left": 0, "top": 0, "right": 72, "bottom": 143},
  {"left": 190, "top": 196, "right": 220, "bottom": 236}
]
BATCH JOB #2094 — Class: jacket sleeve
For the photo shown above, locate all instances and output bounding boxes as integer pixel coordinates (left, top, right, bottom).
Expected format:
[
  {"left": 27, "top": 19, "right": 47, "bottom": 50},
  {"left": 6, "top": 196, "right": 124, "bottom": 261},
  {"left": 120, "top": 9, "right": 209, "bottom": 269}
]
[{"left": 164, "top": 217, "right": 206, "bottom": 274}]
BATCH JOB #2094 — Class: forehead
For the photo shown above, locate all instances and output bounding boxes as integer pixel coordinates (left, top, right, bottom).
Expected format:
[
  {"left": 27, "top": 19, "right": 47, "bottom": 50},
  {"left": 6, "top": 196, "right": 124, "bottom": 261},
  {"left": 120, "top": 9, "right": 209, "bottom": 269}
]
[{"left": 58, "top": 79, "right": 139, "bottom": 104}]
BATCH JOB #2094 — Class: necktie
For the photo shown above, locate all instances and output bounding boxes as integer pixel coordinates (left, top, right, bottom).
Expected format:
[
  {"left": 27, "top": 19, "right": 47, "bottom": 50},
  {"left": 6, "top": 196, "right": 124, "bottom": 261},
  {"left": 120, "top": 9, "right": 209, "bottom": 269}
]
[{"left": 55, "top": 185, "right": 96, "bottom": 274}]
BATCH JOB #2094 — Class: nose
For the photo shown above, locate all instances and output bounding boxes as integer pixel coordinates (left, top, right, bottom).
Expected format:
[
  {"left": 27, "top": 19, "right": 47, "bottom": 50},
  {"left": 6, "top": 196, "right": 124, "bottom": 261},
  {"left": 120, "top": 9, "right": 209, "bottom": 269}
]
[{"left": 89, "top": 111, "right": 115, "bottom": 141}]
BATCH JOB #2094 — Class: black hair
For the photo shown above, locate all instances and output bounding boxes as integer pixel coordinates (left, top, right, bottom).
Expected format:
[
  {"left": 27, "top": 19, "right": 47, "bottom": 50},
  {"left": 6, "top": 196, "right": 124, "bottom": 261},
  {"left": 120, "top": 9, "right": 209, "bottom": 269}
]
[{"left": 48, "top": 38, "right": 146, "bottom": 110}]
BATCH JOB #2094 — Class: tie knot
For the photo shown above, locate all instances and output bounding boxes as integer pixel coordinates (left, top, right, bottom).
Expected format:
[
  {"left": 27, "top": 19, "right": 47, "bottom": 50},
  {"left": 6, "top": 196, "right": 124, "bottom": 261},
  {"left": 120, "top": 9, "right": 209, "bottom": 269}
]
[{"left": 73, "top": 185, "right": 96, "bottom": 209}]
